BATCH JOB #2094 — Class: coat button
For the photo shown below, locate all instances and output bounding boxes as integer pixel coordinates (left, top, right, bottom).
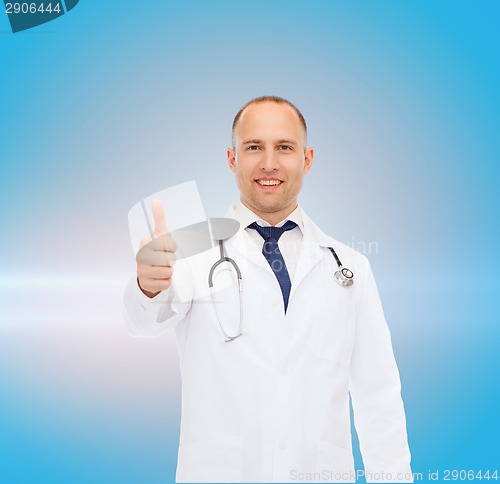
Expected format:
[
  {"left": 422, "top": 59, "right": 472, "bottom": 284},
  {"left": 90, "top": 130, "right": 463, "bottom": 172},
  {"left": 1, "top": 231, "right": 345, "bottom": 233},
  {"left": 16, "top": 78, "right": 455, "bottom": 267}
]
[
  {"left": 279, "top": 440, "right": 288, "bottom": 450},
  {"left": 280, "top": 367, "right": 288, "bottom": 377}
]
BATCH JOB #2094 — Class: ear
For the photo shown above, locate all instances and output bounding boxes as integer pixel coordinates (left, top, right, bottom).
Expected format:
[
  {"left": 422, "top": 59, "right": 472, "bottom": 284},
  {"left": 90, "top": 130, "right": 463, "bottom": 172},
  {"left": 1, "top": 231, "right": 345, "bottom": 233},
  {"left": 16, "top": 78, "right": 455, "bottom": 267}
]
[
  {"left": 227, "top": 147, "right": 237, "bottom": 172},
  {"left": 303, "top": 147, "right": 314, "bottom": 174}
]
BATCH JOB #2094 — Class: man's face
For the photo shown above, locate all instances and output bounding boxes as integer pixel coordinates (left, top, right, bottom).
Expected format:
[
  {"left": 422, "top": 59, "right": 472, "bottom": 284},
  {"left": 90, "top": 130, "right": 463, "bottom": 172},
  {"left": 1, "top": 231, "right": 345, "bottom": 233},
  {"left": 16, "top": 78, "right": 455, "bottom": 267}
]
[{"left": 227, "top": 102, "right": 314, "bottom": 225}]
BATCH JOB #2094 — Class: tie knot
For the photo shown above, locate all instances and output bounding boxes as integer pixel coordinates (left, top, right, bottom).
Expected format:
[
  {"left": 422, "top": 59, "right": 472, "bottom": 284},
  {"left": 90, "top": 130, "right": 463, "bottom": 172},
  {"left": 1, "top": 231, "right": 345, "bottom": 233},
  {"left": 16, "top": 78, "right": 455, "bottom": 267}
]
[{"left": 249, "top": 220, "right": 297, "bottom": 241}]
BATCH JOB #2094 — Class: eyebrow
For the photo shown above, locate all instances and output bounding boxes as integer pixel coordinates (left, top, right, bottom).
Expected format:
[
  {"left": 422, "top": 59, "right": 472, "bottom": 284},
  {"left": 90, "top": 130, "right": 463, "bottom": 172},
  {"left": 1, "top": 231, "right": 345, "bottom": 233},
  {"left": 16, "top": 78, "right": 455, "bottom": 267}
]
[
  {"left": 241, "top": 139, "right": 299, "bottom": 146},
  {"left": 242, "top": 139, "right": 263, "bottom": 145},
  {"left": 275, "top": 139, "right": 298, "bottom": 146}
]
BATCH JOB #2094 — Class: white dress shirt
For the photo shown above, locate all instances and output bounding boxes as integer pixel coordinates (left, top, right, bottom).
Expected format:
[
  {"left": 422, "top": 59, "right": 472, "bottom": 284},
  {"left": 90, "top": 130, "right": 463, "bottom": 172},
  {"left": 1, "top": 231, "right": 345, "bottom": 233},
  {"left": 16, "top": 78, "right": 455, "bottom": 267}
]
[{"left": 233, "top": 201, "right": 303, "bottom": 280}]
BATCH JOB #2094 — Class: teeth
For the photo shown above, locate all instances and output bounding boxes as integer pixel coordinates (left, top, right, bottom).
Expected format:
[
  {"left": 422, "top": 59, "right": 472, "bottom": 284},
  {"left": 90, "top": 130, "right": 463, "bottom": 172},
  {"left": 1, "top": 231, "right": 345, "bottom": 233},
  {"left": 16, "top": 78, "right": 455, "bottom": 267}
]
[{"left": 258, "top": 179, "right": 281, "bottom": 186}]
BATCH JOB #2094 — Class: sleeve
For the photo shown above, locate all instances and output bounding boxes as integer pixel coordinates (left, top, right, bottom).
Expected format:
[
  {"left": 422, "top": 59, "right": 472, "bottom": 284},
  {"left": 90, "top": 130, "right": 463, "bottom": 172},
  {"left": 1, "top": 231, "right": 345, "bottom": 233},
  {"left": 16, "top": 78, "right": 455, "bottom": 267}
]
[
  {"left": 348, "top": 257, "right": 413, "bottom": 482},
  {"left": 122, "top": 277, "right": 192, "bottom": 338}
]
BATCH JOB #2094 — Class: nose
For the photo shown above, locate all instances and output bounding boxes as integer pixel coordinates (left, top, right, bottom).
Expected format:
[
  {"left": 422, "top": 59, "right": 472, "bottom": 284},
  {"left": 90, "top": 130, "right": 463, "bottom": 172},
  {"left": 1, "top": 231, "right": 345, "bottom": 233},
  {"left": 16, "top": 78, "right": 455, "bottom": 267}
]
[{"left": 259, "top": 149, "right": 279, "bottom": 172}]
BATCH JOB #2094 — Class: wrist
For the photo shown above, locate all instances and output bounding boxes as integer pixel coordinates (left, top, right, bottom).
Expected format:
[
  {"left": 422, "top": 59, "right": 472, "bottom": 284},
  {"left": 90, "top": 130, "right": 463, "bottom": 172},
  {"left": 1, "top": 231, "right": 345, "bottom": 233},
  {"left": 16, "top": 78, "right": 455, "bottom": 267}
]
[{"left": 137, "top": 278, "right": 160, "bottom": 299}]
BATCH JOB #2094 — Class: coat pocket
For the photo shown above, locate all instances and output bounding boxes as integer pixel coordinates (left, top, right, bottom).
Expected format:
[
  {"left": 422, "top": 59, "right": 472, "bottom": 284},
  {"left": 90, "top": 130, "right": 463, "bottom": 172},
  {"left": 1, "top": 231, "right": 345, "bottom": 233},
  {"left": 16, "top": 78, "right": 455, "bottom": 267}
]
[
  {"left": 315, "top": 440, "right": 355, "bottom": 482},
  {"left": 303, "top": 272, "right": 356, "bottom": 366},
  {"left": 176, "top": 436, "right": 242, "bottom": 483}
]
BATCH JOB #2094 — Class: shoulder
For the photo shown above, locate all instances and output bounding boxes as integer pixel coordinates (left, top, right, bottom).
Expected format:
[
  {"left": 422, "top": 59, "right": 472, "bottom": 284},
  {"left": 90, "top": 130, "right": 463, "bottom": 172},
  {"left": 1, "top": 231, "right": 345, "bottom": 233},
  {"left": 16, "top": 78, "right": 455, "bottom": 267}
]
[{"left": 300, "top": 208, "right": 370, "bottom": 269}]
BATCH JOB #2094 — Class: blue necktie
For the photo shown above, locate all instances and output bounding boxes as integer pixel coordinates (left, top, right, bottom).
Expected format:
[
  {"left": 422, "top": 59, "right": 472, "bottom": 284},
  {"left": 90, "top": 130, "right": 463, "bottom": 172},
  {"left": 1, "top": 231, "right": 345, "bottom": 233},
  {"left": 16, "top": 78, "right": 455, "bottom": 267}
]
[{"left": 249, "top": 221, "right": 297, "bottom": 313}]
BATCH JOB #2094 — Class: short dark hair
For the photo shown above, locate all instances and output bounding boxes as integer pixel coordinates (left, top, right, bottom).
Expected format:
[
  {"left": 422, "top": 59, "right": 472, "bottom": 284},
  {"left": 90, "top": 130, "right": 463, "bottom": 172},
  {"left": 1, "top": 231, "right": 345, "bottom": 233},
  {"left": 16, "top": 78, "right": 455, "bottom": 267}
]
[{"left": 232, "top": 95, "right": 307, "bottom": 146}]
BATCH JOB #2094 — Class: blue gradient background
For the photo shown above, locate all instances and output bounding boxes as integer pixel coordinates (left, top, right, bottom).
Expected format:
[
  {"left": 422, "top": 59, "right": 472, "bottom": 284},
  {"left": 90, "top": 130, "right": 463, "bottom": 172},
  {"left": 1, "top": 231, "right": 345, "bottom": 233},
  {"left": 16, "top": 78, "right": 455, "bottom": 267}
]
[{"left": 0, "top": 1, "right": 499, "bottom": 483}]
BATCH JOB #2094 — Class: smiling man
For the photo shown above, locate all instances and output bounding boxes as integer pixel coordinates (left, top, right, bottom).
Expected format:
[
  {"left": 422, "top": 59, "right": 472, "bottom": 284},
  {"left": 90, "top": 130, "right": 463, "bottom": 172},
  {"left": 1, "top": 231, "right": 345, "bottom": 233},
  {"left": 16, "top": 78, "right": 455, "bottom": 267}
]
[{"left": 123, "top": 96, "right": 413, "bottom": 482}]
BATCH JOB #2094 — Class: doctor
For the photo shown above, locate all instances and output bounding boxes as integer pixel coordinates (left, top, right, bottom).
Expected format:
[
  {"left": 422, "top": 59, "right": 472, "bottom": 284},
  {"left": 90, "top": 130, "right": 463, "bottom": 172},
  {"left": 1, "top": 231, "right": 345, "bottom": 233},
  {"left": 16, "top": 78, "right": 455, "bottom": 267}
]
[{"left": 123, "top": 96, "right": 413, "bottom": 482}]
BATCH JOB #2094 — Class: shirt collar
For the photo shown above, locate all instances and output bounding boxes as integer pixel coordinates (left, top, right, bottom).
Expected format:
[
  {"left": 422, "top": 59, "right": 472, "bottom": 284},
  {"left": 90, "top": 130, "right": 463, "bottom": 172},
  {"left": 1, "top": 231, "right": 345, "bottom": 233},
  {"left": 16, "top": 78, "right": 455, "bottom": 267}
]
[{"left": 233, "top": 200, "right": 304, "bottom": 234}]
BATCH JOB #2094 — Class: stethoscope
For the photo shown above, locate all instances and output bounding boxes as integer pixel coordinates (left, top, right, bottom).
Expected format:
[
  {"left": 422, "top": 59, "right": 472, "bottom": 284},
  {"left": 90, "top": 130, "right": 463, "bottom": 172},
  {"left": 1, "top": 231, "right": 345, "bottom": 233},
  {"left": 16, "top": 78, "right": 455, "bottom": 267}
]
[{"left": 208, "top": 219, "right": 354, "bottom": 342}]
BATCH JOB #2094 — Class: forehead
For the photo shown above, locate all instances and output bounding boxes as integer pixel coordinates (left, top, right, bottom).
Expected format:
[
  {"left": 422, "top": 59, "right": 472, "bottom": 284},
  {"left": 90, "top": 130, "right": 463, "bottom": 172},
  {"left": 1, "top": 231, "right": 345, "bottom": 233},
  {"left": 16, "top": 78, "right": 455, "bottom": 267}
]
[{"left": 235, "top": 102, "right": 305, "bottom": 143}]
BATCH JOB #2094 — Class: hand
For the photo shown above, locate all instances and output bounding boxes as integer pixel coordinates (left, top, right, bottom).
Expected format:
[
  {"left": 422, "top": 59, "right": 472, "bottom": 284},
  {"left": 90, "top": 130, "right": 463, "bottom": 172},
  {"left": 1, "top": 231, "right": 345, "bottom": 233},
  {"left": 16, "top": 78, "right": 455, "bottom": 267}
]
[{"left": 136, "top": 199, "right": 177, "bottom": 298}]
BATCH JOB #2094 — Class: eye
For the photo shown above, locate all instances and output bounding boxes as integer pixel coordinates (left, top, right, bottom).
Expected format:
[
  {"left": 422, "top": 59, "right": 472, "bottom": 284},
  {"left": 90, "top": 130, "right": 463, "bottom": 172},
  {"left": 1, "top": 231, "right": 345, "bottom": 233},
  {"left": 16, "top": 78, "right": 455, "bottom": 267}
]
[
  {"left": 278, "top": 145, "right": 293, "bottom": 151},
  {"left": 246, "top": 145, "right": 261, "bottom": 151}
]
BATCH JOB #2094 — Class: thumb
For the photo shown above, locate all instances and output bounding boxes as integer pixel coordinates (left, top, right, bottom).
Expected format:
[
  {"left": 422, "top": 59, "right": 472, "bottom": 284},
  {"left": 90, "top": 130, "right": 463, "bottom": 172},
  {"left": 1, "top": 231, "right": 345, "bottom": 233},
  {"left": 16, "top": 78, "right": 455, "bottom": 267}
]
[{"left": 151, "top": 199, "right": 168, "bottom": 237}]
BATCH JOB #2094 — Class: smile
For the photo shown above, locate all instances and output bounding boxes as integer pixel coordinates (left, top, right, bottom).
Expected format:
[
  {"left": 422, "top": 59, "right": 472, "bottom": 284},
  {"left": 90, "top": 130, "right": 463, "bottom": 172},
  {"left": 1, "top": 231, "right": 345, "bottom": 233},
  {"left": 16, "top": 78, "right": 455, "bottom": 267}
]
[{"left": 256, "top": 179, "right": 282, "bottom": 186}]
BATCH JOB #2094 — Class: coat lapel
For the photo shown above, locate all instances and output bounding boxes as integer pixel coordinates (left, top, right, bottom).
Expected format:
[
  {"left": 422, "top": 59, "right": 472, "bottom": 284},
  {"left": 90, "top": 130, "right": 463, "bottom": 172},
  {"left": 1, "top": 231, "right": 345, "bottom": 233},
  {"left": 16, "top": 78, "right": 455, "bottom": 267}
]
[
  {"left": 221, "top": 205, "right": 332, "bottom": 293},
  {"left": 289, "top": 214, "right": 328, "bottom": 299},
  {"left": 224, "top": 227, "right": 273, "bottom": 274},
  {"left": 221, "top": 205, "right": 273, "bottom": 275}
]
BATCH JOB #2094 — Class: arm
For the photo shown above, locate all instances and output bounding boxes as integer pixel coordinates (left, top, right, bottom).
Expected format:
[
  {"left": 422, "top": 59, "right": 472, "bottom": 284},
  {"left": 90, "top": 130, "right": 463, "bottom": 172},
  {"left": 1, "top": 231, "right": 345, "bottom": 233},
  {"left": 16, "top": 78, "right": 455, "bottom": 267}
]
[
  {"left": 349, "top": 257, "right": 413, "bottom": 482},
  {"left": 123, "top": 276, "right": 191, "bottom": 337}
]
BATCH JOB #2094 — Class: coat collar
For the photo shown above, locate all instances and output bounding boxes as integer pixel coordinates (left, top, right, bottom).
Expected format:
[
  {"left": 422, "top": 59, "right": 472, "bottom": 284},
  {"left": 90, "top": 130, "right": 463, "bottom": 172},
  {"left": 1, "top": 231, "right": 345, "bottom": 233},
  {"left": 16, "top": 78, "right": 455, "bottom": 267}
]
[{"left": 222, "top": 203, "right": 334, "bottom": 294}]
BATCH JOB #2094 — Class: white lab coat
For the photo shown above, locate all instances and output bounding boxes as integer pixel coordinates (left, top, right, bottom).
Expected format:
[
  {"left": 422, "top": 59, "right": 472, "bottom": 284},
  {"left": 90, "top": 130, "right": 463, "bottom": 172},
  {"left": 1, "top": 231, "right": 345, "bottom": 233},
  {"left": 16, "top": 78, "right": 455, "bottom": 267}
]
[{"left": 123, "top": 204, "right": 412, "bottom": 483}]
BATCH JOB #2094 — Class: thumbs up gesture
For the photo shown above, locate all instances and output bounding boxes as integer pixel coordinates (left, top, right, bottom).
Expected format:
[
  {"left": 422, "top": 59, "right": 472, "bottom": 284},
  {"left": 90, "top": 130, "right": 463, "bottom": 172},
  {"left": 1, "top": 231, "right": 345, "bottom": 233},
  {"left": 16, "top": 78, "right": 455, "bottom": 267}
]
[{"left": 136, "top": 200, "right": 177, "bottom": 298}]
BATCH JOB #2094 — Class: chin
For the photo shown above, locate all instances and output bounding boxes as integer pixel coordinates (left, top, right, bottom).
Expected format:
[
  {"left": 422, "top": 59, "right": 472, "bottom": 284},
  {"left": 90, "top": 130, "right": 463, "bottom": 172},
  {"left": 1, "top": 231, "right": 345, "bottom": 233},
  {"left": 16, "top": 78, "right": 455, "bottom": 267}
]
[{"left": 254, "top": 200, "right": 286, "bottom": 214}]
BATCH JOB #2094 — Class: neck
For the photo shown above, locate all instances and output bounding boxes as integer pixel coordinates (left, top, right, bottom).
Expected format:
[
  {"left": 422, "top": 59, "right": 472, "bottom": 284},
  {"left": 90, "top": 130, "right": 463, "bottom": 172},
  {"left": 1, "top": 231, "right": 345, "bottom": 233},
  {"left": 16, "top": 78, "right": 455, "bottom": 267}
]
[{"left": 241, "top": 199, "right": 298, "bottom": 226}]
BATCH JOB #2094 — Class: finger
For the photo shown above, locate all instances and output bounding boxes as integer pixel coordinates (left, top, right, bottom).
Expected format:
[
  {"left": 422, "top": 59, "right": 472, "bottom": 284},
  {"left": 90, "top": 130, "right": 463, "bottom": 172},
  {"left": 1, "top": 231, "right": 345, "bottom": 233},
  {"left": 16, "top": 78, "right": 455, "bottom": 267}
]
[
  {"left": 139, "top": 233, "right": 177, "bottom": 252},
  {"left": 149, "top": 234, "right": 177, "bottom": 253},
  {"left": 152, "top": 199, "right": 168, "bottom": 237},
  {"left": 138, "top": 265, "right": 173, "bottom": 280},
  {"left": 137, "top": 245, "right": 176, "bottom": 266}
]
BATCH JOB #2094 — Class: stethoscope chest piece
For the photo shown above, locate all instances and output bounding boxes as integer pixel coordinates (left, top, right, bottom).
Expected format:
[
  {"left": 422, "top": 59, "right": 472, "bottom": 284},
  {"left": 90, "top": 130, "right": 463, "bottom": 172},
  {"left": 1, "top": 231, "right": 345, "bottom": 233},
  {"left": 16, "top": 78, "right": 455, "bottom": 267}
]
[
  {"left": 328, "top": 247, "right": 354, "bottom": 287},
  {"left": 335, "top": 267, "right": 354, "bottom": 287}
]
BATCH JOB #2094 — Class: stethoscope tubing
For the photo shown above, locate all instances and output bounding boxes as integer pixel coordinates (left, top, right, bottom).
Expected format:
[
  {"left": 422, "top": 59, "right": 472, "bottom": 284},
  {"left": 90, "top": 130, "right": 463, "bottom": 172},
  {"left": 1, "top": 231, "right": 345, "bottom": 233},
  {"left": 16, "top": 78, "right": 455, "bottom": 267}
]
[{"left": 209, "top": 241, "right": 354, "bottom": 342}]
